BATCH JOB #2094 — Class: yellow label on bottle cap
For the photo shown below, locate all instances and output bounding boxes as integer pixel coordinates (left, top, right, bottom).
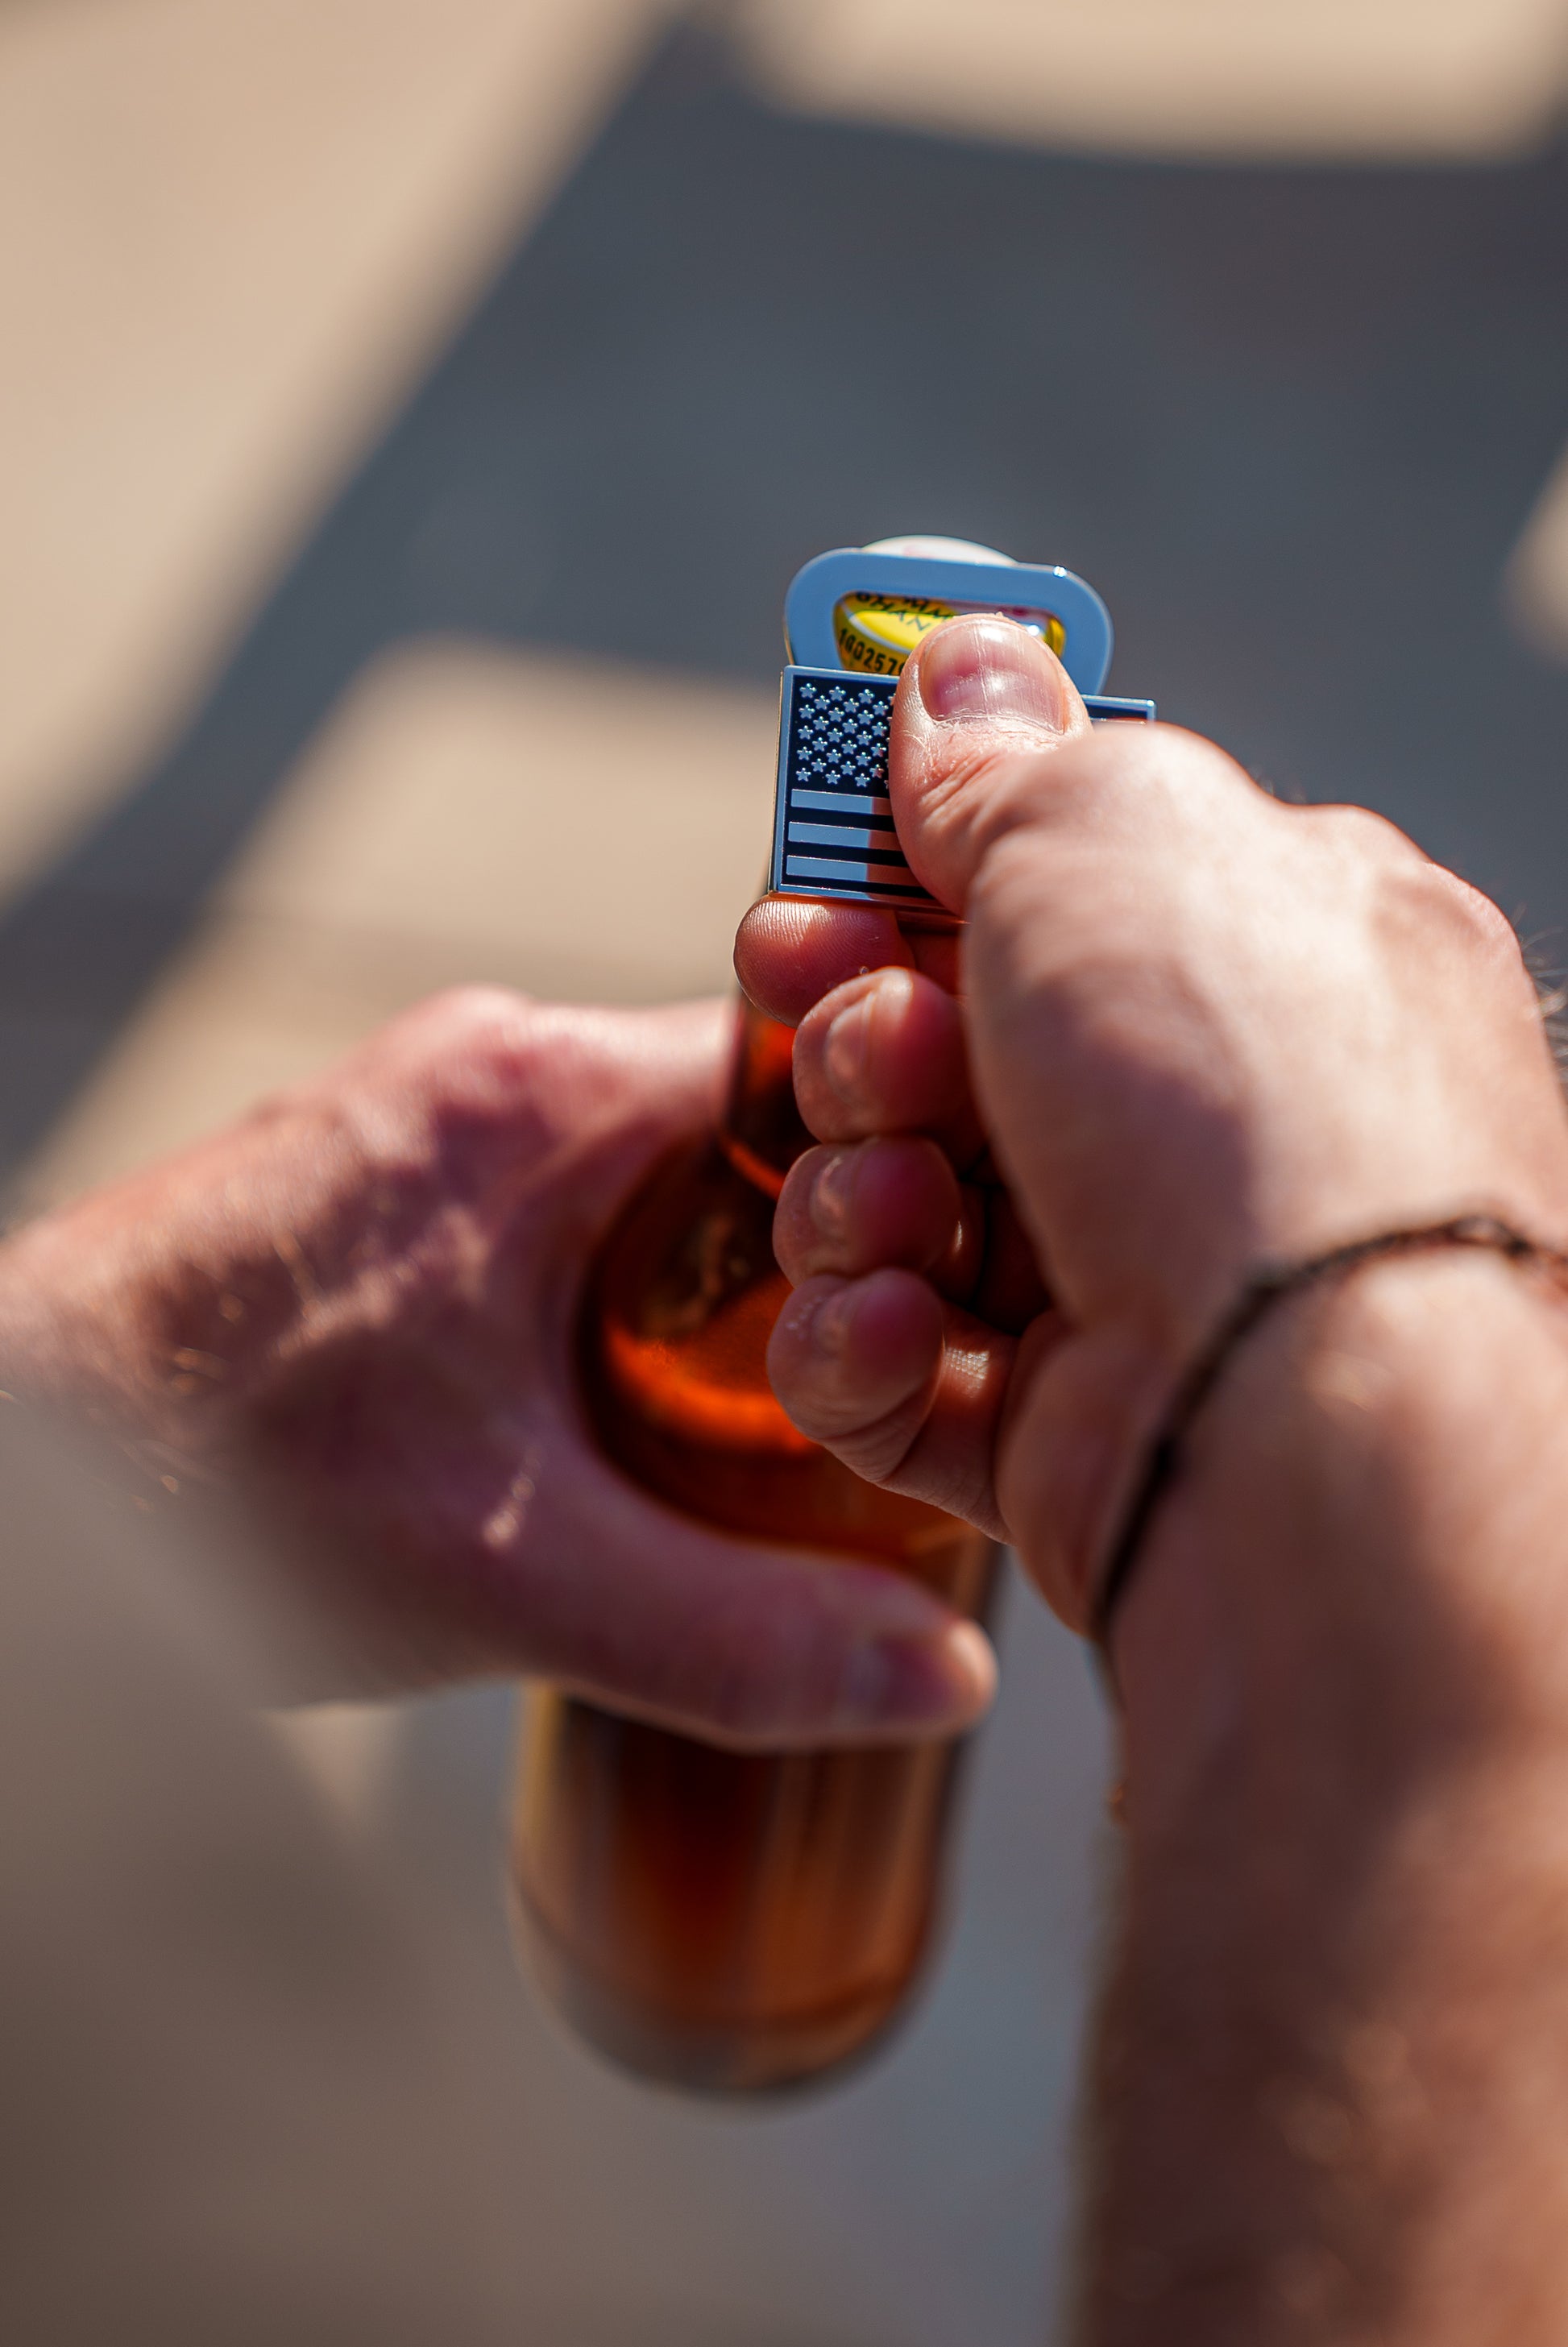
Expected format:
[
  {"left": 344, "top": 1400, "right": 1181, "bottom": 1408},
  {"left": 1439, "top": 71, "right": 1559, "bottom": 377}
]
[
  {"left": 833, "top": 593, "right": 954, "bottom": 674},
  {"left": 832, "top": 593, "right": 1067, "bottom": 676}
]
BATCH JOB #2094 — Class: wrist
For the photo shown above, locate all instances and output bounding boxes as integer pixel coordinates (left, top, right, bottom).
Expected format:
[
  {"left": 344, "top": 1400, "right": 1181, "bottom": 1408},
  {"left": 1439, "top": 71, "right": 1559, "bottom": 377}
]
[
  {"left": 0, "top": 1214, "right": 102, "bottom": 1402},
  {"left": 1111, "top": 1249, "right": 1568, "bottom": 1823},
  {"left": 0, "top": 1201, "right": 230, "bottom": 1470}
]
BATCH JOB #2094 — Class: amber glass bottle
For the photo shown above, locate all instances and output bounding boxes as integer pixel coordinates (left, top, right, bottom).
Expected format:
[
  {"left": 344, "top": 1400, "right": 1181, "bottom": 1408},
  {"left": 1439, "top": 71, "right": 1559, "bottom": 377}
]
[{"left": 509, "top": 995, "right": 996, "bottom": 2094}]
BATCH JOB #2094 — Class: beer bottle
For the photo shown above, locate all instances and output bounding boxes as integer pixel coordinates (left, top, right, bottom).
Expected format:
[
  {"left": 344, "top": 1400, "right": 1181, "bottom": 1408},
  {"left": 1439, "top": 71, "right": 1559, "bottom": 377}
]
[
  {"left": 510, "top": 978, "right": 996, "bottom": 2093},
  {"left": 509, "top": 541, "right": 1143, "bottom": 2094}
]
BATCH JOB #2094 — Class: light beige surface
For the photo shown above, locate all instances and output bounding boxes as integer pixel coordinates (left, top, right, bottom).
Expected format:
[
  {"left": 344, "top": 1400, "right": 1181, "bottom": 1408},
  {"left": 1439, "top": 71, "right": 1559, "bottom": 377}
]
[
  {"left": 1508, "top": 450, "right": 1568, "bottom": 661},
  {"left": 0, "top": 0, "right": 673, "bottom": 898},
  {"left": 274, "top": 1700, "right": 411, "bottom": 1827},
  {"left": 736, "top": 0, "right": 1568, "bottom": 160},
  {"left": 20, "top": 643, "right": 776, "bottom": 1206}
]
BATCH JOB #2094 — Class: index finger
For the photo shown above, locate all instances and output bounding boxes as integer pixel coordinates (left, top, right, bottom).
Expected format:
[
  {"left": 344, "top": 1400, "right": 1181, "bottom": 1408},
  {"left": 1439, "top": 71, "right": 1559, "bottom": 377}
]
[{"left": 734, "top": 894, "right": 957, "bottom": 1027}]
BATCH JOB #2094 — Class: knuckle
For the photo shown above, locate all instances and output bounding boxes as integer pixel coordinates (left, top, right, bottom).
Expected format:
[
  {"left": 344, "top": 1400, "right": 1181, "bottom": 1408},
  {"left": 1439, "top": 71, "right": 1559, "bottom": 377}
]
[
  {"left": 1310, "top": 801, "right": 1425, "bottom": 868},
  {"left": 908, "top": 743, "right": 1073, "bottom": 899},
  {"left": 834, "top": 1416, "right": 922, "bottom": 1486},
  {"left": 426, "top": 985, "right": 545, "bottom": 1096},
  {"left": 1425, "top": 867, "right": 1519, "bottom": 957},
  {"left": 1307, "top": 808, "right": 1533, "bottom": 1004},
  {"left": 425, "top": 983, "right": 536, "bottom": 1051},
  {"left": 921, "top": 738, "right": 1041, "bottom": 820},
  {"left": 1089, "top": 721, "right": 1259, "bottom": 820},
  {"left": 1373, "top": 852, "right": 1524, "bottom": 977},
  {"left": 770, "top": 1160, "right": 824, "bottom": 1279},
  {"left": 378, "top": 985, "right": 538, "bottom": 1086},
  {"left": 1119, "top": 723, "right": 1263, "bottom": 818}
]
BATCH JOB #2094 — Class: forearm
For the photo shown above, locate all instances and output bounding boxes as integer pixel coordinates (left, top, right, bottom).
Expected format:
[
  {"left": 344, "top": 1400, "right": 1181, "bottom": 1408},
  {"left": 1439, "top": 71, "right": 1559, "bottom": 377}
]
[{"left": 1072, "top": 1254, "right": 1568, "bottom": 2345}]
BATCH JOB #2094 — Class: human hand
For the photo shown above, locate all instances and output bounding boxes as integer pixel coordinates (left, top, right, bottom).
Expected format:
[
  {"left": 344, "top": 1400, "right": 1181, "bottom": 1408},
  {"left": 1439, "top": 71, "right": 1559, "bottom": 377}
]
[
  {"left": 736, "top": 616, "right": 1568, "bottom": 1632},
  {"left": 0, "top": 989, "right": 993, "bottom": 1746}
]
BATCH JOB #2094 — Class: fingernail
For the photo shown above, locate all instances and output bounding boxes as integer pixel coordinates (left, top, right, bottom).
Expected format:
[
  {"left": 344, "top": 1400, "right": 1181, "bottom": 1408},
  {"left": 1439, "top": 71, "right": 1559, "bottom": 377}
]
[
  {"left": 823, "top": 969, "right": 913, "bottom": 1101},
  {"left": 836, "top": 1620, "right": 996, "bottom": 1735},
  {"left": 811, "top": 1148, "right": 857, "bottom": 1238},
  {"left": 784, "top": 1279, "right": 855, "bottom": 1362},
  {"left": 918, "top": 614, "right": 1070, "bottom": 730}
]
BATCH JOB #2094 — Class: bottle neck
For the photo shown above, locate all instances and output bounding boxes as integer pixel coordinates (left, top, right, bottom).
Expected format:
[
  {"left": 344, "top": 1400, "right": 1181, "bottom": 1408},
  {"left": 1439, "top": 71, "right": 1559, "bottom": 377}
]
[{"left": 716, "top": 993, "right": 811, "bottom": 1200}]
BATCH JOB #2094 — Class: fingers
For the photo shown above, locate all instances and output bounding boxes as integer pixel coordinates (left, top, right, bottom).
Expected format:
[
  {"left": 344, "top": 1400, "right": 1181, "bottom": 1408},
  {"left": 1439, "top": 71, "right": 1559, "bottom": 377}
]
[
  {"left": 971, "top": 1188, "right": 1052, "bottom": 1333},
  {"left": 314, "top": 989, "right": 736, "bottom": 1240},
  {"left": 767, "top": 1270, "right": 1018, "bottom": 1539},
  {"left": 505, "top": 1412, "right": 997, "bottom": 1750},
  {"left": 735, "top": 893, "right": 958, "bottom": 1026},
  {"left": 774, "top": 1135, "right": 964, "bottom": 1283},
  {"left": 735, "top": 897, "right": 914, "bottom": 1026},
  {"left": 791, "top": 965, "right": 985, "bottom": 1164}
]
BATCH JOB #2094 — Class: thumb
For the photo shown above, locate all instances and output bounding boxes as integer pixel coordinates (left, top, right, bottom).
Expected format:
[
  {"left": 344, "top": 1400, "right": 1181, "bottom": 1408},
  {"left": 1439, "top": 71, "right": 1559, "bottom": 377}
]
[
  {"left": 890, "top": 615, "right": 1091, "bottom": 913},
  {"left": 730, "top": 615, "right": 1090, "bottom": 1026}
]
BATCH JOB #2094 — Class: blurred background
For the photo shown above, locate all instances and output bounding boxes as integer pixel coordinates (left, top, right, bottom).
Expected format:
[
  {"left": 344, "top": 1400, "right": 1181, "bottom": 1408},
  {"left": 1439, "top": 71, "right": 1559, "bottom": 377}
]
[{"left": 7, "top": 0, "right": 1568, "bottom": 2338}]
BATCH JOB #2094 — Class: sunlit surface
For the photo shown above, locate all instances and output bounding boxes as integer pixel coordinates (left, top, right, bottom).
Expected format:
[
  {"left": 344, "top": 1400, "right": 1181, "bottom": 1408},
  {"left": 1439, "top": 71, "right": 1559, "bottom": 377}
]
[
  {"left": 738, "top": 0, "right": 1568, "bottom": 160},
  {"left": 0, "top": 0, "right": 669, "bottom": 886},
  {"left": 19, "top": 645, "right": 775, "bottom": 1205}
]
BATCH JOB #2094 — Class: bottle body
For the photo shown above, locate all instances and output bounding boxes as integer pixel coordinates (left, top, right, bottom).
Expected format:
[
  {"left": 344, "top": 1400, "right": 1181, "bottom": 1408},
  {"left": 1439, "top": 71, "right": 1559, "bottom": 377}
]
[{"left": 509, "top": 1002, "right": 995, "bottom": 2093}]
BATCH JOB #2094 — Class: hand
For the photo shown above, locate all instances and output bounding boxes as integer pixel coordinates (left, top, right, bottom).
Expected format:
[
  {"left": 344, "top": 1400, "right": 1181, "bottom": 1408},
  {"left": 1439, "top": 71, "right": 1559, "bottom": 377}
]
[
  {"left": 0, "top": 988, "right": 993, "bottom": 1746},
  {"left": 737, "top": 615, "right": 1568, "bottom": 1632}
]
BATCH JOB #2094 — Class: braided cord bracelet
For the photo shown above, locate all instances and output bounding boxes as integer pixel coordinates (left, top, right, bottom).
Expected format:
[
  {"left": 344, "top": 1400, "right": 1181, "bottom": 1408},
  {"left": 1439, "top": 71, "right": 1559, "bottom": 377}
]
[{"left": 1089, "top": 1212, "right": 1568, "bottom": 1655}]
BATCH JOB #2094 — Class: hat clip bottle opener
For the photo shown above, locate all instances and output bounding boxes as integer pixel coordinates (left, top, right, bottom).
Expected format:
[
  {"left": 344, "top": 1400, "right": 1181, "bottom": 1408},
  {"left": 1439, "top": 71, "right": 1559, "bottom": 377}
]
[{"left": 769, "top": 545, "right": 1155, "bottom": 919}]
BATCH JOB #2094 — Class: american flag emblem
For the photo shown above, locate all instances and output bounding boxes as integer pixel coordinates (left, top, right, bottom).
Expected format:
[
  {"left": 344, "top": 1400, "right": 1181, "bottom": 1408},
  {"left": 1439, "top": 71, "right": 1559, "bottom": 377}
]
[
  {"left": 768, "top": 664, "right": 1155, "bottom": 914},
  {"left": 769, "top": 667, "right": 933, "bottom": 911}
]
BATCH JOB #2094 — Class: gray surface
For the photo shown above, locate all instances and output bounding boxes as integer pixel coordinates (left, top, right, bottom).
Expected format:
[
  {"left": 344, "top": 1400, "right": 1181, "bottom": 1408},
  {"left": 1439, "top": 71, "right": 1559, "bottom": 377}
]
[
  {"left": 6, "top": 19, "right": 1568, "bottom": 1173},
  {"left": 386, "top": 1562, "right": 1112, "bottom": 2347}
]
